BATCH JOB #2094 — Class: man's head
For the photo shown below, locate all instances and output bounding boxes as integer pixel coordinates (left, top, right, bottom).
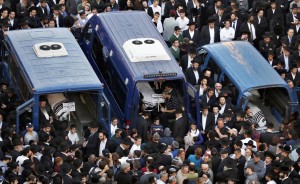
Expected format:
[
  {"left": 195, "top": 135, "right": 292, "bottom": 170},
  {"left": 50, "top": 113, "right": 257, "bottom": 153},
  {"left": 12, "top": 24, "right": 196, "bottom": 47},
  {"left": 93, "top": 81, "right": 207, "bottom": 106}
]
[
  {"left": 217, "top": 118, "right": 225, "bottom": 128},
  {"left": 214, "top": 0, "right": 221, "bottom": 8},
  {"left": 111, "top": 117, "right": 118, "bottom": 126},
  {"left": 98, "top": 131, "right": 107, "bottom": 141},
  {"left": 257, "top": 9, "right": 263, "bottom": 17},
  {"left": 287, "top": 28, "right": 294, "bottom": 38}
]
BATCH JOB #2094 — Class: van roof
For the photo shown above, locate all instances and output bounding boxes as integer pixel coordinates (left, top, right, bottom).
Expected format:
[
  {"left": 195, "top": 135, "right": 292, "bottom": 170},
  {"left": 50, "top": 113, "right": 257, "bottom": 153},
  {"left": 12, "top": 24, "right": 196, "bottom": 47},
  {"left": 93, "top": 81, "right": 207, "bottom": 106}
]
[
  {"left": 203, "top": 41, "right": 289, "bottom": 93},
  {"left": 93, "top": 11, "right": 184, "bottom": 81},
  {"left": 5, "top": 28, "right": 102, "bottom": 94}
]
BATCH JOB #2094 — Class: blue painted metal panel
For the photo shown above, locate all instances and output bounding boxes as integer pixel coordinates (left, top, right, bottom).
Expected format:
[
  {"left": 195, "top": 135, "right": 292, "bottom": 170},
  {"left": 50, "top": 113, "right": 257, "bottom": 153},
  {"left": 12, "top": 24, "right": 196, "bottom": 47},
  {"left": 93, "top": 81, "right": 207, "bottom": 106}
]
[
  {"left": 203, "top": 41, "right": 289, "bottom": 93},
  {"left": 94, "top": 11, "right": 184, "bottom": 81},
  {"left": 5, "top": 28, "right": 103, "bottom": 94}
]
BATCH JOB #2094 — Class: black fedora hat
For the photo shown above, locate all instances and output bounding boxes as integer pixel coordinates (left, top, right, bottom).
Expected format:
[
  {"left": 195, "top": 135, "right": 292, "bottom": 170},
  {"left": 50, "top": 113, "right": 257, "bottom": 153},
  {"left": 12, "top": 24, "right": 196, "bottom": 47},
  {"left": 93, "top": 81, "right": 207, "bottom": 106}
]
[
  {"left": 263, "top": 32, "right": 273, "bottom": 38},
  {"left": 155, "top": 143, "right": 167, "bottom": 153},
  {"left": 211, "top": 104, "right": 221, "bottom": 111},
  {"left": 291, "top": 3, "right": 299, "bottom": 9},
  {"left": 279, "top": 145, "right": 292, "bottom": 153},
  {"left": 264, "top": 150, "right": 275, "bottom": 160},
  {"left": 219, "top": 137, "right": 230, "bottom": 146},
  {"left": 208, "top": 17, "right": 216, "bottom": 23},
  {"left": 224, "top": 158, "right": 236, "bottom": 168},
  {"left": 273, "top": 25, "right": 283, "bottom": 35},
  {"left": 199, "top": 76, "right": 209, "bottom": 82},
  {"left": 240, "top": 30, "right": 251, "bottom": 35},
  {"left": 201, "top": 104, "right": 209, "bottom": 111},
  {"left": 244, "top": 140, "right": 256, "bottom": 148}
]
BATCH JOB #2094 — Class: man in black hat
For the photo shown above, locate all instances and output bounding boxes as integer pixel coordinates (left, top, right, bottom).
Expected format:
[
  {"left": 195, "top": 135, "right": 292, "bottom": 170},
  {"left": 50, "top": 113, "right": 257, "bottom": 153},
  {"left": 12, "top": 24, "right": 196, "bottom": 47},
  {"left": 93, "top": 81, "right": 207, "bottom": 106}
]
[
  {"left": 286, "top": 63, "right": 300, "bottom": 86},
  {"left": 218, "top": 91, "right": 233, "bottom": 114},
  {"left": 173, "top": 108, "right": 187, "bottom": 138},
  {"left": 286, "top": 4, "right": 300, "bottom": 29},
  {"left": 82, "top": 121, "right": 100, "bottom": 160},
  {"left": 38, "top": 95, "right": 53, "bottom": 127},
  {"left": 211, "top": 104, "right": 222, "bottom": 124},
  {"left": 199, "top": 87, "right": 216, "bottom": 109},
  {"left": 200, "top": 17, "right": 220, "bottom": 46},
  {"left": 267, "top": 0, "right": 283, "bottom": 31},
  {"left": 115, "top": 137, "right": 131, "bottom": 158},
  {"left": 184, "top": 57, "right": 201, "bottom": 85},
  {"left": 199, "top": 105, "right": 214, "bottom": 137},
  {"left": 237, "top": 30, "right": 252, "bottom": 42},
  {"left": 216, "top": 157, "right": 238, "bottom": 183},
  {"left": 259, "top": 32, "right": 276, "bottom": 59},
  {"left": 182, "top": 20, "right": 201, "bottom": 46}
]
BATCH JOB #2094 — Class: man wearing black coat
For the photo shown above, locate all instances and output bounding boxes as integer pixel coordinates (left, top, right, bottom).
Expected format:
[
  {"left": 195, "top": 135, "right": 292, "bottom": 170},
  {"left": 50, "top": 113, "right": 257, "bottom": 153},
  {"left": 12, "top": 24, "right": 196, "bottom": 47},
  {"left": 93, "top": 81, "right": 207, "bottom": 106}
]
[
  {"left": 286, "top": 4, "right": 300, "bottom": 29},
  {"left": 182, "top": 21, "right": 201, "bottom": 46},
  {"left": 199, "top": 106, "right": 215, "bottom": 136},
  {"left": 50, "top": 4, "right": 64, "bottom": 27},
  {"left": 164, "top": 0, "right": 176, "bottom": 18},
  {"left": 234, "top": 148, "right": 246, "bottom": 184},
  {"left": 83, "top": 122, "right": 100, "bottom": 160},
  {"left": 199, "top": 88, "right": 216, "bottom": 109},
  {"left": 180, "top": 47, "right": 198, "bottom": 71},
  {"left": 286, "top": 63, "right": 300, "bottom": 86},
  {"left": 278, "top": 46, "right": 294, "bottom": 72},
  {"left": 253, "top": 9, "right": 268, "bottom": 43},
  {"left": 172, "top": 109, "right": 187, "bottom": 138},
  {"left": 281, "top": 28, "right": 297, "bottom": 50},
  {"left": 91, "top": 0, "right": 105, "bottom": 12},
  {"left": 259, "top": 32, "right": 276, "bottom": 59},
  {"left": 200, "top": 17, "right": 220, "bottom": 46},
  {"left": 267, "top": 1, "right": 283, "bottom": 30},
  {"left": 136, "top": 112, "right": 150, "bottom": 142},
  {"left": 230, "top": 12, "right": 242, "bottom": 39},
  {"left": 216, "top": 157, "right": 238, "bottom": 182},
  {"left": 185, "top": 58, "right": 201, "bottom": 86},
  {"left": 141, "top": 0, "right": 154, "bottom": 18}
]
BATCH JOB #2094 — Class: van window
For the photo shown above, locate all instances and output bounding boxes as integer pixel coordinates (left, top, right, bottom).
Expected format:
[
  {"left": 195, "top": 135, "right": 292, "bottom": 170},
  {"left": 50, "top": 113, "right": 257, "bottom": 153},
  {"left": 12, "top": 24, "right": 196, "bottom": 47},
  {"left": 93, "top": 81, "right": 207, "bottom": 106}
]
[
  {"left": 91, "top": 37, "right": 127, "bottom": 111},
  {"left": 8, "top": 55, "right": 30, "bottom": 100}
]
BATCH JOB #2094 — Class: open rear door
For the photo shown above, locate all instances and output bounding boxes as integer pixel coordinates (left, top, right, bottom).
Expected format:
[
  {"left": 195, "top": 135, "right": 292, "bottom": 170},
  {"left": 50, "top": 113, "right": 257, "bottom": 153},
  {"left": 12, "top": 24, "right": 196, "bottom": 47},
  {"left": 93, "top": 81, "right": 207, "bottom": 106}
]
[
  {"left": 187, "top": 83, "right": 200, "bottom": 128},
  {"left": 16, "top": 98, "right": 34, "bottom": 133}
]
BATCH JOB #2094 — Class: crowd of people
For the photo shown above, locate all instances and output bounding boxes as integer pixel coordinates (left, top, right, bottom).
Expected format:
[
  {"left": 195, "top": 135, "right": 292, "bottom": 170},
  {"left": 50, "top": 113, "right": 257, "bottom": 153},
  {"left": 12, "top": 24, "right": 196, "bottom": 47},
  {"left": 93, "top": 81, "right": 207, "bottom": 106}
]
[{"left": 0, "top": 0, "right": 300, "bottom": 184}]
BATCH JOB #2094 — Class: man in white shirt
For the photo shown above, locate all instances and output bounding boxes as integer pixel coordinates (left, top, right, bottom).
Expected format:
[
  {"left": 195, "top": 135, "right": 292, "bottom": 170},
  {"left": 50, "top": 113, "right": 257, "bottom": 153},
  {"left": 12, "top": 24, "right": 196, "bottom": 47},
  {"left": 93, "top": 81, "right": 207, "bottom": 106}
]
[
  {"left": 150, "top": 0, "right": 161, "bottom": 20},
  {"left": 98, "top": 131, "right": 108, "bottom": 157},
  {"left": 220, "top": 20, "right": 235, "bottom": 41},
  {"left": 176, "top": 9, "right": 189, "bottom": 32},
  {"left": 110, "top": 117, "right": 119, "bottom": 137},
  {"left": 16, "top": 146, "right": 32, "bottom": 175}
]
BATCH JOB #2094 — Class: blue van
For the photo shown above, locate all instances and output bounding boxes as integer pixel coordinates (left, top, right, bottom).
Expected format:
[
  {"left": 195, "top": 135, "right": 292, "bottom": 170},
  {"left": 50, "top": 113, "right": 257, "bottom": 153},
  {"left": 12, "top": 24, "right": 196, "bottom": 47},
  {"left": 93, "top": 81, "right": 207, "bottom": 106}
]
[
  {"left": 1, "top": 28, "right": 111, "bottom": 133},
  {"left": 188, "top": 41, "right": 298, "bottom": 128},
  {"left": 79, "top": 11, "right": 191, "bottom": 129}
]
